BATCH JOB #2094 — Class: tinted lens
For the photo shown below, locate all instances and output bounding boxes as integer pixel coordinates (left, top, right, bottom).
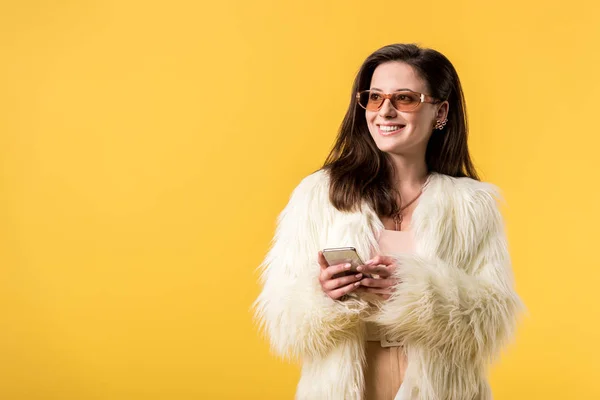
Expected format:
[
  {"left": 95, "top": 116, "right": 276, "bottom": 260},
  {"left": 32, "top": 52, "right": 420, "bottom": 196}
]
[
  {"left": 392, "top": 91, "right": 421, "bottom": 110},
  {"left": 358, "top": 91, "right": 384, "bottom": 111}
]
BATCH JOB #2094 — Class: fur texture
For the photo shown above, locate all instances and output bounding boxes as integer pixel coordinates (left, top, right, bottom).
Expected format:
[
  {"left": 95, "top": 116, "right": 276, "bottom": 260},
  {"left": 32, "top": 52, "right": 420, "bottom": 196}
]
[{"left": 253, "top": 170, "right": 522, "bottom": 400}]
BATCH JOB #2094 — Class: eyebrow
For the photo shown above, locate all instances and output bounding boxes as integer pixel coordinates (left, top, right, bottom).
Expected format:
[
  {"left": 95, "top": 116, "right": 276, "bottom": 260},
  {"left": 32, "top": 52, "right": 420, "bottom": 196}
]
[{"left": 370, "top": 87, "right": 414, "bottom": 92}]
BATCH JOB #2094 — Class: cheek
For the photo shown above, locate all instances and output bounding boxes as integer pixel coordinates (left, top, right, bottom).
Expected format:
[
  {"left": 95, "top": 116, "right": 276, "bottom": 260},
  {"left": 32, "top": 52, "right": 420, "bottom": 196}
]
[
  {"left": 405, "top": 113, "right": 421, "bottom": 125},
  {"left": 407, "top": 113, "right": 433, "bottom": 133},
  {"left": 365, "top": 111, "right": 377, "bottom": 125},
  {"left": 365, "top": 111, "right": 378, "bottom": 134}
]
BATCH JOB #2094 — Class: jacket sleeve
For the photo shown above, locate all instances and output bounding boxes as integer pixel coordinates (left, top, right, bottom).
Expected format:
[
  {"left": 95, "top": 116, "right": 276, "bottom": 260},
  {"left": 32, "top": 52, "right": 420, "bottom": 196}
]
[
  {"left": 375, "top": 184, "right": 523, "bottom": 361},
  {"left": 253, "top": 172, "right": 368, "bottom": 359}
]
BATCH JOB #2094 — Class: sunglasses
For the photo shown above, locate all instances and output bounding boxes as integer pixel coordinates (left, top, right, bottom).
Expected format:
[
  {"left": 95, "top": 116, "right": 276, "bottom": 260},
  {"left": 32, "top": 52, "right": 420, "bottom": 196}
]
[{"left": 356, "top": 89, "right": 441, "bottom": 112}]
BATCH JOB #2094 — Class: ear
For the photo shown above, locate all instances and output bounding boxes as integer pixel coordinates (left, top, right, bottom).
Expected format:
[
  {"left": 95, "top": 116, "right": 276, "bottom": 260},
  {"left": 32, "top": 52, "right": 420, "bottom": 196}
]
[{"left": 436, "top": 100, "right": 449, "bottom": 121}]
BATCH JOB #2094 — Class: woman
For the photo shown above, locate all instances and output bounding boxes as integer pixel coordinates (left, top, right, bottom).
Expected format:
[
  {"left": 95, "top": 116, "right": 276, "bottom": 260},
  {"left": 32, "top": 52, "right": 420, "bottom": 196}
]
[{"left": 253, "top": 43, "right": 522, "bottom": 400}]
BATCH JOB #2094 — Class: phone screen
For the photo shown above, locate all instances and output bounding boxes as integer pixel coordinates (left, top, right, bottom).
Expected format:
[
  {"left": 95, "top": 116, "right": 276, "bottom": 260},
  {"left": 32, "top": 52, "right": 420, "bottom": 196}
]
[{"left": 322, "top": 247, "right": 364, "bottom": 272}]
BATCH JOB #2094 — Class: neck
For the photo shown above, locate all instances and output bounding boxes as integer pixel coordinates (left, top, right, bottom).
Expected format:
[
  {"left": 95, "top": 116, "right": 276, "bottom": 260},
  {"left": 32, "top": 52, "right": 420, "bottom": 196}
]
[{"left": 388, "top": 153, "right": 429, "bottom": 195}]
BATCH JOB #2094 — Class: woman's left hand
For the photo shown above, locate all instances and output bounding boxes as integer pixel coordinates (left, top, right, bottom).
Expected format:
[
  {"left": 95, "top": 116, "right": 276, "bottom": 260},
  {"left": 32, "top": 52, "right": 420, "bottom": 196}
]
[{"left": 356, "top": 255, "right": 399, "bottom": 300}]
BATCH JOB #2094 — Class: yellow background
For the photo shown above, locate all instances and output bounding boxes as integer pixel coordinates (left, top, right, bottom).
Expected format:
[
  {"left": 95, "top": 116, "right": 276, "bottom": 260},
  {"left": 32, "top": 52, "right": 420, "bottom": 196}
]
[{"left": 1, "top": 0, "right": 599, "bottom": 399}]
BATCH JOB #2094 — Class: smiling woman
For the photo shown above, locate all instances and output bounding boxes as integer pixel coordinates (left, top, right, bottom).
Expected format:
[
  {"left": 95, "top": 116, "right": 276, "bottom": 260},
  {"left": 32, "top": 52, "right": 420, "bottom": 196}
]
[{"left": 253, "top": 43, "right": 522, "bottom": 400}]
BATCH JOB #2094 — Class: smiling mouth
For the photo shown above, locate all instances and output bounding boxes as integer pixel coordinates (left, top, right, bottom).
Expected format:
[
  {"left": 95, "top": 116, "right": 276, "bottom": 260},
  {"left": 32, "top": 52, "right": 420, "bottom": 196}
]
[{"left": 377, "top": 124, "right": 406, "bottom": 136}]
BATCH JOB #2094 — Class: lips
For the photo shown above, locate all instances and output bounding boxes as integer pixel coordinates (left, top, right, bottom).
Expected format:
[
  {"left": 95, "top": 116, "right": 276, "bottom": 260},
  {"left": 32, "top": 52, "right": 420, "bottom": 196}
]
[{"left": 377, "top": 124, "right": 406, "bottom": 136}]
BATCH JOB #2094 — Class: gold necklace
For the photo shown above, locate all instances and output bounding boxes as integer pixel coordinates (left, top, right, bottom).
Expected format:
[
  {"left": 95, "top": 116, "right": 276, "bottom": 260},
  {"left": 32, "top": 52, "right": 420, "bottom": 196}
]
[{"left": 391, "top": 177, "right": 429, "bottom": 231}]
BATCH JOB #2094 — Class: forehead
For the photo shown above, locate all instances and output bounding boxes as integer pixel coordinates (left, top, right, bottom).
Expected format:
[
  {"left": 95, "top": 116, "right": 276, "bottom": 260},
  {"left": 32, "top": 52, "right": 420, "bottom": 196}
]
[{"left": 370, "top": 61, "right": 427, "bottom": 93}]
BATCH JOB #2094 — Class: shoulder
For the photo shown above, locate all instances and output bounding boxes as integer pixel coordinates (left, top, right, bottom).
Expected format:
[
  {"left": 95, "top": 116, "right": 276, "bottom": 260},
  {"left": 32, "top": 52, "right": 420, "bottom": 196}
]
[
  {"left": 428, "top": 172, "right": 503, "bottom": 208},
  {"left": 287, "top": 168, "right": 331, "bottom": 205},
  {"left": 277, "top": 169, "right": 332, "bottom": 224},
  {"left": 427, "top": 172, "right": 505, "bottom": 237}
]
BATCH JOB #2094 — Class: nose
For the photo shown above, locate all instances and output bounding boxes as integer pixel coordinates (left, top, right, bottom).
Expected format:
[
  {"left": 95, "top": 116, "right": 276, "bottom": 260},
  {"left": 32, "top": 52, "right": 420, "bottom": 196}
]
[{"left": 378, "top": 98, "right": 397, "bottom": 118}]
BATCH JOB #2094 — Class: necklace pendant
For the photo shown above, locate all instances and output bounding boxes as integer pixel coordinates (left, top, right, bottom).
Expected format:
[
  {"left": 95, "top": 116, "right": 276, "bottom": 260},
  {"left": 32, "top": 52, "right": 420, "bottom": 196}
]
[
  {"left": 391, "top": 180, "right": 426, "bottom": 232},
  {"left": 393, "top": 213, "right": 403, "bottom": 231}
]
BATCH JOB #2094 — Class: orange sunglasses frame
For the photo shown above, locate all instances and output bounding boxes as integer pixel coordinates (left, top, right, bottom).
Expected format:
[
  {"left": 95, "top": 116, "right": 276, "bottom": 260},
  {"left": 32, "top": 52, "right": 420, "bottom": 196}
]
[{"left": 356, "top": 89, "right": 441, "bottom": 112}]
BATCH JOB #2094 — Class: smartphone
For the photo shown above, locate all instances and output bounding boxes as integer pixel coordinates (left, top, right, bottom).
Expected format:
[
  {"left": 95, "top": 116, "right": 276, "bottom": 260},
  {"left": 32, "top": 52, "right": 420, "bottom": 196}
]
[{"left": 322, "top": 247, "right": 366, "bottom": 276}]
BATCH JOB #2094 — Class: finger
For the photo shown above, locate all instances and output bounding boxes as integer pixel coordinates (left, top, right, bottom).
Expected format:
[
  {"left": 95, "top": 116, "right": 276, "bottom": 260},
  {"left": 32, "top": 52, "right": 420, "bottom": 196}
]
[
  {"left": 320, "top": 262, "right": 353, "bottom": 281},
  {"left": 323, "top": 273, "right": 363, "bottom": 290},
  {"left": 328, "top": 280, "right": 361, "bottom": 300},
  {"left": 318, "top": 251, "right": 329, "bottom": 270},
  {"left": 357, "top": 264, "right": 392, "bottom": 277},
  {"left": 386, "top": 263, "right": 397, "bottom": 275},
  {"left": 364, "top": 255, "right": 396, "bottom": 267},
  {"left": 360, "top": 277, "right": 397, "bottom": 288}
]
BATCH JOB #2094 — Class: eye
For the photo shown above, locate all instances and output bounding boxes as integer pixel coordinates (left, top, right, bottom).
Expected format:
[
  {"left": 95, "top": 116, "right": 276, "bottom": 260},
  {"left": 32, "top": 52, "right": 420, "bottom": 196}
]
[
  {"left": 369, "top": 92, "right": 381, "bottom": 101},
  {"left": 394, "top": 92, "right": 419, "bottom": 104}
]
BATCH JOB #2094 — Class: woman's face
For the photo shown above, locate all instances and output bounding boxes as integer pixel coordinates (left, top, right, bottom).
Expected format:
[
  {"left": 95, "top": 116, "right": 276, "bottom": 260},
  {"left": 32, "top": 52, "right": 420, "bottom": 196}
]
[{"left": 365, "top": 61, "right": 448, "bottom": 155}]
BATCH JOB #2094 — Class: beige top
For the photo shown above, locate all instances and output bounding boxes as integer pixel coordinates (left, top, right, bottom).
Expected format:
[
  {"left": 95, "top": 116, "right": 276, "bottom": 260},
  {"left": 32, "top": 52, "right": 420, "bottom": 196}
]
[
  {"left": 365, "top": 228, "right": 415, "bottom": 342},
  {"left": 363, "top": 228, "right": 415, "bottom": 400},
  {"left": 378, "top": 228, "right": 415, "bottom": 255}
]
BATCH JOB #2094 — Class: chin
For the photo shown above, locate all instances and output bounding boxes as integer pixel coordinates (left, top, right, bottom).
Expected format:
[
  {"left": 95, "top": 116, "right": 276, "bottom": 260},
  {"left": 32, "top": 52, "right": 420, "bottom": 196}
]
[
  {"left": 374, "top": 141, "right": 403, "bottom": 154},
  {"left": 371, "top": 133, "right": 402, "bottom": 147}
]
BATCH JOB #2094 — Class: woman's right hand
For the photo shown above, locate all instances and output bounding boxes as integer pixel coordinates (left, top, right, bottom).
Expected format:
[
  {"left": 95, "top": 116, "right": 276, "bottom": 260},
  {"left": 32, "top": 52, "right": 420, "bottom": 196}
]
[{"left": 317, "top": 251, "right": 363, "bottom": 300}]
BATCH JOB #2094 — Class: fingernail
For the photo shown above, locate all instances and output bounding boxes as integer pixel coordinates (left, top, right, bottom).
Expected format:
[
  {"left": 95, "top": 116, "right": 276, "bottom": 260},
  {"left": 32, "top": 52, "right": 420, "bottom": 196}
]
[
  {"left": 365, "top": 259, "right": 374, "bottom": 265},
  {"left": 344, "top": 263, "right": 351, "bottom": 269},
  {"left": 355, "top": 273, "right": 362, "bottom": 279},
  {"left": 356, "top": 266, "right": 363, "bottom": 272},
  {"left": 354, "top": 282, "right": 361, "bottom": 286}
]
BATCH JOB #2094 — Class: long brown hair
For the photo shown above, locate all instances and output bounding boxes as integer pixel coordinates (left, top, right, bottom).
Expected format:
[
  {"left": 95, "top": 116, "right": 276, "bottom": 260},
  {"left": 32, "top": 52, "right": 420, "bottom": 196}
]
[{"left": 322, "top": 43, "right": 480, "bottom": 217}]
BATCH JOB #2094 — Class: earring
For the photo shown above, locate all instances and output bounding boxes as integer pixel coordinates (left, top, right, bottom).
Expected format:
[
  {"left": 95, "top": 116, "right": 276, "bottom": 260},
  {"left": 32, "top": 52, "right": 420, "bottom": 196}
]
[{"left": 434, "top": 118, "right": 448, "bottom": 130}]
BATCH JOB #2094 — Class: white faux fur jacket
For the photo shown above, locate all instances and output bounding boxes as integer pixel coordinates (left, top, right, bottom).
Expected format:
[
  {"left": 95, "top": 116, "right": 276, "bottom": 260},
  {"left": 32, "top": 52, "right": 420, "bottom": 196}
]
[{"left": 254, "top": 169, "right": 522, "bottom": 400}]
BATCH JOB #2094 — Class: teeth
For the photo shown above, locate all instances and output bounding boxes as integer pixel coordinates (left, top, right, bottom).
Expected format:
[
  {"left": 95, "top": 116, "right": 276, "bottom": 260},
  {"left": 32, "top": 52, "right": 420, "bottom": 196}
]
[{"left": 380, "top": 125, "right": 404, "bottom": 132}]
